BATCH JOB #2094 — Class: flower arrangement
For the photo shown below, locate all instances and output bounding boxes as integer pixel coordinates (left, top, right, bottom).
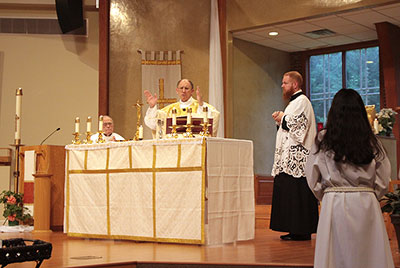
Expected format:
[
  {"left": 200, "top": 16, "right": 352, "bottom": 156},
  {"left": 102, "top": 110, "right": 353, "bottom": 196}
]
[
  {"left": 376, "top": 108, "right": 397, "bottom": 136},
  {"left": 0, "top": 190, "right": 32, "bottom": 226}
]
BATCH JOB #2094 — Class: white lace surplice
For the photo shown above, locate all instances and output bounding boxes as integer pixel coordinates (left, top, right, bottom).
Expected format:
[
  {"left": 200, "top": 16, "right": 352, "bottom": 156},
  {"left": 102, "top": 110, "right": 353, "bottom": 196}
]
[{"left": 271, "top": 94, "right": 316, "bottom": 178}]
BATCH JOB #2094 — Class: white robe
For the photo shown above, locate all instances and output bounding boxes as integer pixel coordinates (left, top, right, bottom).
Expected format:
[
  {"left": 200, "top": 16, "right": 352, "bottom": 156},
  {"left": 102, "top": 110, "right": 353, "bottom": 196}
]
[
  {"left": 271, "top": 91, "right": 316, "bottom": 178},
  {"left": 90, "top": 132, "right": 125, "bottom": 143},
  {"left": 144, "top": 97, "right": 220, "bottom": 137},
  {"left": 305, "top": 131, "right": 394, "bottom": 268}
]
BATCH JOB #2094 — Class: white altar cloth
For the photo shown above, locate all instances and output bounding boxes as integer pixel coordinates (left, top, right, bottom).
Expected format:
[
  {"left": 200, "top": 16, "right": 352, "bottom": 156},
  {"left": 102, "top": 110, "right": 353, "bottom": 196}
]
[{"left": 64, "top": 137, "right": 254, "bottom": 245}]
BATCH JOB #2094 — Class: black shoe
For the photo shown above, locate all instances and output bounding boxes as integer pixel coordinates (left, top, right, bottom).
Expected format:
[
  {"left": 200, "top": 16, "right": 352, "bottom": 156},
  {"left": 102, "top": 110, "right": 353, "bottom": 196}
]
[
  {"left": 280, "top": 233, "right": 292, "bottom": 240},
  {"left": 280, "top": 233, "right": 311, "bottom": 241}
]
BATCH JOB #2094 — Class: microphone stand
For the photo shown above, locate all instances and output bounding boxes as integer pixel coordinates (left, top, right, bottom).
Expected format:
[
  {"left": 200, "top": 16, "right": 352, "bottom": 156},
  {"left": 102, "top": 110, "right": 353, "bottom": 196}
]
[{"left": 40, "top": 128, "right": 61, "bottom": 145}]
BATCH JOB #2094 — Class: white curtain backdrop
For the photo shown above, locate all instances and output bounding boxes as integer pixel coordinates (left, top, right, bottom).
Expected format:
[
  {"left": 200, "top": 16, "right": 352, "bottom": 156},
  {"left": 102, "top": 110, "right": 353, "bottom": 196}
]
[
  {"left": 208, "top": 0, "right": 224, "bottom": 138},
  {"left": 139, "top": 50, "right": 182, "bottom": 139}
]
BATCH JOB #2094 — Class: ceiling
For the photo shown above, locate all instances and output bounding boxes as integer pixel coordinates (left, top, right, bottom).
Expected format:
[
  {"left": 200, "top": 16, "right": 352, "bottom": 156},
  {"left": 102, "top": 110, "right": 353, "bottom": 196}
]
[{"left": 232, "top": 2, "right": 400, "bottom": 52}]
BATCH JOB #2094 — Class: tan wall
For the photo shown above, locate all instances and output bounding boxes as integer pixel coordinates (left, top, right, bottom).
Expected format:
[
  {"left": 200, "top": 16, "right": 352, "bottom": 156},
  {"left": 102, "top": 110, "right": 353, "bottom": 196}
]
[
  {"left": 0, "top": 8, "right": 99, "bottom": 149},
  {"left": 109, "top": 0, "right": 211, "bottom": 139},
  {"left": 227, "top": 0, "right": 397, "bottom": 31},
  {"left": 232, "top": 38, "right": 290, "bottom": 174}
]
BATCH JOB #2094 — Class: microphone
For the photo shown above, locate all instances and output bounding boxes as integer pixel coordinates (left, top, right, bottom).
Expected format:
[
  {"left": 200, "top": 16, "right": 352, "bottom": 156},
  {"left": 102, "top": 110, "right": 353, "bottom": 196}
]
[{"left": 40, "top": 128, "right": 61, "bottom": 145}]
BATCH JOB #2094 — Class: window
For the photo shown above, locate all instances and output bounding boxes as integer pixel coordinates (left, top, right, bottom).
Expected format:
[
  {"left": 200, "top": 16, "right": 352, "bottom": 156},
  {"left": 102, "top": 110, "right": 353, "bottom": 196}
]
[{"left": 309, "top": 46, "right": 380, "bottom": 124}]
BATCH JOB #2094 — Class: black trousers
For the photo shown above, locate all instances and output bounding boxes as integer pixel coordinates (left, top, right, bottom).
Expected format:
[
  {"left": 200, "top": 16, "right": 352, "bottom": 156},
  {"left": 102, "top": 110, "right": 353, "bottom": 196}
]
[{"left": 269, "top": 172, "right": 319, "bottom": 234}]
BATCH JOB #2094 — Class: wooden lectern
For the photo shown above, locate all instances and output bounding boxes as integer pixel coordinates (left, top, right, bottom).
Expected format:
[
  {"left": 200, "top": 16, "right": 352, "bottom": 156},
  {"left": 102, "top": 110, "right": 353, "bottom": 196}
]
[{"left": 19, "top": 145, "right": 65, "bottom": 231}]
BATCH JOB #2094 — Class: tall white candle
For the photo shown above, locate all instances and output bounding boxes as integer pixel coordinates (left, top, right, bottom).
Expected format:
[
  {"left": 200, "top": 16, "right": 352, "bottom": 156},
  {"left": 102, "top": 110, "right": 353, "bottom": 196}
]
[
  {"left": 203, "top": 106, "right": 208, "bottom": 123},
  {"left": 98, "top": 115, "right": 103, "bottom": 132},
  {"left": 172, "top": 108, "right": 177, "bottom": 126},
  {"left": 187, "top": 108, "right": 192, "bottom": 125},
  {"left": 87, "top": 116, "right": 92, "bottom": 132},
  {"left": 75, "top": 117, "right": 80, "bottom": 133},
  {"left": 139, "top": 125, "right": 143, "bottom": 140},
  {"left": 15, "top": 88, "right": 23, "bottom": 140}
]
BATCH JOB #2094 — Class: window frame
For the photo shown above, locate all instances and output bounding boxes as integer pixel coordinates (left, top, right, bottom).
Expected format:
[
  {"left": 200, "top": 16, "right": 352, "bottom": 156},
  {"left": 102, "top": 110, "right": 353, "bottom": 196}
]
[
  {"left": 293, "top": 40, "right": 380, "bottom": 124},
  {"left": 295, "top": 40, "right": 379, "bottom": 98}
]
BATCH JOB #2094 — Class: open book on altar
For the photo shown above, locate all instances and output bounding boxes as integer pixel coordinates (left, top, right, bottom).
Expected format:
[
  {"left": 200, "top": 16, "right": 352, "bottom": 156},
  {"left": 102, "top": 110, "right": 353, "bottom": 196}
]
[{"left": 166, "top": 116, "right": 213, "bottom": 135}]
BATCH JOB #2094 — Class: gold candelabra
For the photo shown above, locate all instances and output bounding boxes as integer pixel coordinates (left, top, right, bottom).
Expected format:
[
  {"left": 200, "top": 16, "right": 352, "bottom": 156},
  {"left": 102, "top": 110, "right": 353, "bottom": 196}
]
[
  {"left": 84, "top": 132, "right": 92, "bottom": 144},
  {"left": 97, "top": 131, "right": 105, "bottom": 143},
  {"left": 184, "top": 108, "right": 194, "bottom": 138},
  {"left": 170, "top": 125, "right": 179, "bottom": 138},
  {"left": 72, "top": 132, "right": 81, "bottom": 144},
  {"left": 134, "top": 99, "right": 143, "bottom": 141},
  {"left": 184, "top": 124, "right": 194, "bottom": 138},
  {"left": 200, "top": 122, "right": 210, "bottom": 137},
  {"left": 11, "top": 139, "right": 24, "bottom": 192}
]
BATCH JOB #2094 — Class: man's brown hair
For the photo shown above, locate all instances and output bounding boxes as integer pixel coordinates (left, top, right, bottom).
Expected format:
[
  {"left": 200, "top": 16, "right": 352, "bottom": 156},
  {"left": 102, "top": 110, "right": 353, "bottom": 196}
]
[{"left": 284, "top": 71, "right": 303, "bottom": 88}]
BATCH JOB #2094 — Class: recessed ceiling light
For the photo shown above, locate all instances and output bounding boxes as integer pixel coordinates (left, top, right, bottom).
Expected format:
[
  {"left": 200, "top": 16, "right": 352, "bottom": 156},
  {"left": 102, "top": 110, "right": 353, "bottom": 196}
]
[
  {"left": 269, "top": 31, "right": 279, "bottom": 36},
  {"left": 366, "top": 60, "right": 374, "bottom": 64}
]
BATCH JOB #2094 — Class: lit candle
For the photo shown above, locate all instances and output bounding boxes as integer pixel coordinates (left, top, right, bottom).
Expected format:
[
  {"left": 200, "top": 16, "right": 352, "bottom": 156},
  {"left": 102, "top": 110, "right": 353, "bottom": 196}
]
[
  {"left": 87, "top": 116, "right": 92, "bottom": 132},
  {"left": 15, "top": 88, "right": 23, "bottom": 140},
  {"left": 98, "top": 115, "right": 103, "bottom": 132},
  {"left": 75, "top": 117, "right": 80, "bottom": 133},
  {"left": 139, "top": 125, "right": 143, "bottom": 140},
  {"left": 374, "top": 118, "right": 379, "bottom": 134},
  {"left": 203, "top": 106, "right": 208, "bottom": 124},
  {"left": 172, "top": 108, "right": 177, "bottom": 126},
  {"left": 187, "top": 108, "right": 192, "bottom": 125}
]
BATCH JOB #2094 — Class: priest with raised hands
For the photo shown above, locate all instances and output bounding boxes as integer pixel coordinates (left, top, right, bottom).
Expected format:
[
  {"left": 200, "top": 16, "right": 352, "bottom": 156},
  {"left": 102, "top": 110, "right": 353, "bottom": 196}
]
[{"left": 144, "top": 79, "right": 220, "bottom": 137}]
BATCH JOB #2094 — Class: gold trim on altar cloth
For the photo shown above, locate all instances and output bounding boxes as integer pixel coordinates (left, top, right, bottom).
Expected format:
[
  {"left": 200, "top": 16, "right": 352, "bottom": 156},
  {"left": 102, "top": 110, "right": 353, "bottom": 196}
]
[
  {"left": 68, "top": 167, "right": 203, "bottom": 174},
  {"left": 152, "top": 145, "right": 157, "bottom": 238},
  {"left": 66, "top": 150, "right": 70, "bottom": 233},
  {"left": 106, "top": 172, "right": 110, "bottom": 235},
  {"left": 177, "top": 144, "right": 181, "bottom": 167},
  {"left": 67, "top": 232, "right": 203, "bottom": 245},
  {"left": 129, "top": 145, "right": 133, "bottom": 169},
  {"left": 66, "top": 139, "right": 207, "bottom": 244},
  {"left": 201, "top": 138, "right": 206, "bottom": 243},
  {"left": 84, "top": 150, "right": 88, "bottom": 170}
]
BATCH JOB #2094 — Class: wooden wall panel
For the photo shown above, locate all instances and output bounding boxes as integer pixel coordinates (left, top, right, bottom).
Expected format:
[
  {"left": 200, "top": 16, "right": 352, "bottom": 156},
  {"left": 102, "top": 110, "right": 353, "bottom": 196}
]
[
  {"left": 376, "top": 22, "right": 400, "bottom": 173},
  {"left": 255, "top": 175, "right": 274, "bottom": 205}
]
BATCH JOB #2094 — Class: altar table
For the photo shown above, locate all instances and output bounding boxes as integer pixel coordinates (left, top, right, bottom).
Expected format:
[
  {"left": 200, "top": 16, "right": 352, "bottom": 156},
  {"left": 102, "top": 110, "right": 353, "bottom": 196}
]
[{"left": 64, "top": 137, "right": 254, "bottom": 245}]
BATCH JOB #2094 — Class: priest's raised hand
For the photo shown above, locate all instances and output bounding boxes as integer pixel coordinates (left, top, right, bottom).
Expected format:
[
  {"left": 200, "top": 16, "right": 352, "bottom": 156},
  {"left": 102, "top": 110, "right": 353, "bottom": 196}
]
[
  {"left": 196, "top": 86, "right": 204, "bottom": 106},
  {"left": 144, "top": 90, "right": 158, "bottom": 108}
]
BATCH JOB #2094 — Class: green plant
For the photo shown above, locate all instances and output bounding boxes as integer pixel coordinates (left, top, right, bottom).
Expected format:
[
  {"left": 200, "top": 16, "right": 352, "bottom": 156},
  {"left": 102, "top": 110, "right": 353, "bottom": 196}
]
[
  {"left": 381, "top": 188, "right": 400, "bottom": 215},
  {"left": 0, "top": 190, "right": 32, "bottom": 224},
  {"left": 376, "top": 108, "right": 397, "bottom": 136}
]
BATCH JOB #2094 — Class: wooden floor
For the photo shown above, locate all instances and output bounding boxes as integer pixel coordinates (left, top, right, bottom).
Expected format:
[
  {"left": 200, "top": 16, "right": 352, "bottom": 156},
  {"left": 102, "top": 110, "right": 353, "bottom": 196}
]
[
  {"left": 1, "top": 205, "right": 400, "bottom": 268},
  {"left": 0, "top": 228, "right": 399, "bottom": 268}
]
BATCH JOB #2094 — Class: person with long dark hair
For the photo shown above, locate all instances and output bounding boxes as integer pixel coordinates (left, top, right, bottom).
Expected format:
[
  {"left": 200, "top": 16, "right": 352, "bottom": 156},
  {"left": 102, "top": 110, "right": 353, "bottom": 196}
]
[{"left": 305, "top": 88, "right": 394, "bottom": 268}]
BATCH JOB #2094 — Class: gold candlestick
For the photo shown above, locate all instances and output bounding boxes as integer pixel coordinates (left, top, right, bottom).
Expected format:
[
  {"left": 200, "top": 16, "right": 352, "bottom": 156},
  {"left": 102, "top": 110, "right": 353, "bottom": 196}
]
[
  {"left": 97, "top": 131, "right": 105, "bottom": 143},
  {"left": 185, "top": 108, "right": 194, "bottom": 138},
  {"left": 133, "top": 99, "right": 143, "bottom": 140},
  {"left": 184, "top": 124, "right": 194, "bottom": 138},
  {"left": 10, "top": 141, "right": 24, "bottom": 192},
  {"left": 200, "top": 122, "right": 210, "bottom": 137},
  {"left": 72, "top": 132, "right": 81, "bottom": 144},
  {"left": 170, "top": 125, "right": 178, "bottom": 138},
  {"left": 200, "top": 106, "right": 210, "bottom": 137},
  {"left": 84, "top": 132, "right": 93, "bottom": 144}
]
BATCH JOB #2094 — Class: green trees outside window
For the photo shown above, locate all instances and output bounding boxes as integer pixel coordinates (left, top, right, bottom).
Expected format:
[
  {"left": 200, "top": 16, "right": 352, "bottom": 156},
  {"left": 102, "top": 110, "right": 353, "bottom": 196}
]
[{"left": 309, "top": 47, "right": 380, "bottom": 125}]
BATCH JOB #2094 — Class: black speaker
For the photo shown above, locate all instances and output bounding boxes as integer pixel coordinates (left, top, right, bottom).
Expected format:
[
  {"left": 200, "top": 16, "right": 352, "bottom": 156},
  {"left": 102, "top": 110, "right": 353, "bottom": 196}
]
[{"left": 55, "top": 0, "right": 84, "bottom": 34}]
